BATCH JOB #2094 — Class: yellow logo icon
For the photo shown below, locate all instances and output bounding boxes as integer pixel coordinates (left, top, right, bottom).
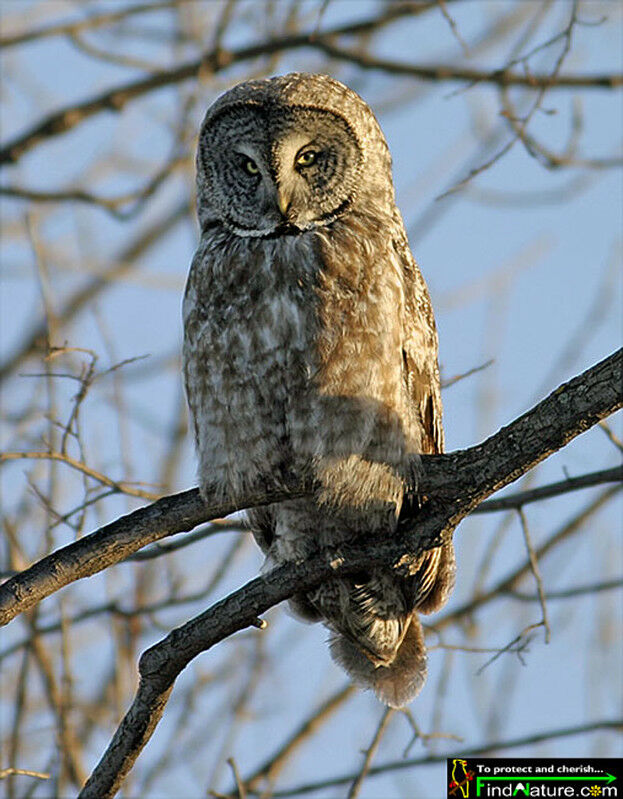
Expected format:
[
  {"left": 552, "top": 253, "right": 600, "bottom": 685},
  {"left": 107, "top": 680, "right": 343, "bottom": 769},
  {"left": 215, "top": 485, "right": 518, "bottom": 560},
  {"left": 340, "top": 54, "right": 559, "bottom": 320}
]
[{"left": 451, "top": 759, "right": 470, "bottom": 798}]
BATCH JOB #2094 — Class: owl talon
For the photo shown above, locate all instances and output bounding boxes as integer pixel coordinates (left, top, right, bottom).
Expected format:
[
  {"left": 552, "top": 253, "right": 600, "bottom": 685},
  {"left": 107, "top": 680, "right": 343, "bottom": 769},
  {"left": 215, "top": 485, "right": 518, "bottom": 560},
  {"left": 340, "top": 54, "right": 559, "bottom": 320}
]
[
  {"left": 403, "top": 457, "right": 423, "bottom": 508},
  {"left": 322, "top": 545, "right": 346, "bottom": 571},
  {"left": 251, "top": 617, "right": 268, "bottom": 630}
]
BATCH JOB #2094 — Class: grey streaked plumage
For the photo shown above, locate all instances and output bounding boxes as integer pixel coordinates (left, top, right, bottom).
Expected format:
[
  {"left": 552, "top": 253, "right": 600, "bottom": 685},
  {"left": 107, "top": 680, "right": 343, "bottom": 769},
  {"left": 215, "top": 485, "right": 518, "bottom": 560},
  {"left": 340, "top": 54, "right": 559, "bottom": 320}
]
[{"left": 183, "top": 73, "right": 455, "bottom": 707}]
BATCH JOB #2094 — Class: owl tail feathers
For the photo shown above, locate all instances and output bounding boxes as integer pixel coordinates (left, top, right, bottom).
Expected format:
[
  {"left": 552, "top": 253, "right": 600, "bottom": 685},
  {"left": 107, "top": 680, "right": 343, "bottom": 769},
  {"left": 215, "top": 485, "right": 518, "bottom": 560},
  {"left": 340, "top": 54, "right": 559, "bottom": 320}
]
[{"left": 330, "top": 614, "right": 427, "bottom": 708}]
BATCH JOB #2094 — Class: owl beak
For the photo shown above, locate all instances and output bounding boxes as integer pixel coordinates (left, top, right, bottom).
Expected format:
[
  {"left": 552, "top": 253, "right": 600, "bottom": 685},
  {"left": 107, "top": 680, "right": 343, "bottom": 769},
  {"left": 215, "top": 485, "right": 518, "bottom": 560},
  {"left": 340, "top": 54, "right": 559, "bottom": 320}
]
[{"left": 276, "top": 187, "right": 292, "bottom": 218}]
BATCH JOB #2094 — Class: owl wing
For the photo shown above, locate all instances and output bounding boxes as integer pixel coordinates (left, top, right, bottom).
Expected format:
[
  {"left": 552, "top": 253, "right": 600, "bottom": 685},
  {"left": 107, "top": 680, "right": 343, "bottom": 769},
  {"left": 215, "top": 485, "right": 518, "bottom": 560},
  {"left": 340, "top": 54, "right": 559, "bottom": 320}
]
[
  {"left": 393, "top": 220, "right": 444, "bottom": 458},
  {"left": 393, "top": 216, "right": 456, "bottom": 613}
]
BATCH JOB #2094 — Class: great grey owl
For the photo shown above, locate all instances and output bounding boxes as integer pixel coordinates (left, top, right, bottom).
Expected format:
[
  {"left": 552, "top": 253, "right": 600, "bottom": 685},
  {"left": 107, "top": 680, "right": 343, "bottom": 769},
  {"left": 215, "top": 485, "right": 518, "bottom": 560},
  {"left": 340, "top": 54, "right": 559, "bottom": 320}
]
[{"left": 183, "top": 73, "right": 455, "bottom": 707}]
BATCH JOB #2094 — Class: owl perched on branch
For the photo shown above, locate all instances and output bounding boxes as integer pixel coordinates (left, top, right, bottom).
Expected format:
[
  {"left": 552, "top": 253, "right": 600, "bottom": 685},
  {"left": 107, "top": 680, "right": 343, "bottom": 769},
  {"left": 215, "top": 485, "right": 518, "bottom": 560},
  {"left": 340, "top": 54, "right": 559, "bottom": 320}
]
[{"left": 183, "top": 73, "right": 455, "bottom": 707}]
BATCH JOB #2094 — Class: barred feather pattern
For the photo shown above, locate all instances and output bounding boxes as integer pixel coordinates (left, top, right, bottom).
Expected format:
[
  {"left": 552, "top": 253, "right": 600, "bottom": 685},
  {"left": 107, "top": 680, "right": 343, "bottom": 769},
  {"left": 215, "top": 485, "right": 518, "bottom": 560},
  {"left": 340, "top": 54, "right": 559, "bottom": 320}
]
[{"left": 183, "top": 73, "right": 455, "bottom": 706}]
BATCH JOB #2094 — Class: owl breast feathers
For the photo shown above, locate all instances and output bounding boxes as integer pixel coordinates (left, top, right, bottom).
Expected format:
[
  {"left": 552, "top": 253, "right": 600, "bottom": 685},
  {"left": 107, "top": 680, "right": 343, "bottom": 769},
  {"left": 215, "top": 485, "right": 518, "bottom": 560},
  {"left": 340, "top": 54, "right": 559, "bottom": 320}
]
[{"left": 183, "top": 72, "right": 455, "bottom": 707}]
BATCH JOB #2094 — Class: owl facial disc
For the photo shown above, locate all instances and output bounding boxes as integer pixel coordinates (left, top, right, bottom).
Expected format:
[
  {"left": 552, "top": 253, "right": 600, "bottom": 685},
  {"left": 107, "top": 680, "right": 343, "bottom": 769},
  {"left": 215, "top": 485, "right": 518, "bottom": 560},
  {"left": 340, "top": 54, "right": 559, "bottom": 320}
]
[{"left": 197, "top": 95, "right": 364, "bottom": 237}]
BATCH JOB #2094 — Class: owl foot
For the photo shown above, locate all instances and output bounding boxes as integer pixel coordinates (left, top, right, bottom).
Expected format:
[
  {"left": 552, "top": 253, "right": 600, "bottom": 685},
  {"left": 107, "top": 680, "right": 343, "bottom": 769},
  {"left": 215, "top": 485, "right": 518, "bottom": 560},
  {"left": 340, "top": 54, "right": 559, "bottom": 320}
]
[{"left": 403, "top": 455, "right": 423, "bottom": 505}]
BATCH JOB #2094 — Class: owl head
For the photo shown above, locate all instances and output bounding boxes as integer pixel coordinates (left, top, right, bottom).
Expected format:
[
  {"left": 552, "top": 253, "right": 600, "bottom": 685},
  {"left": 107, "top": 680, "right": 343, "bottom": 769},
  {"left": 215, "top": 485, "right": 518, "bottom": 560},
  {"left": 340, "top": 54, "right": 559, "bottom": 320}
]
[{"left": 195, "top": 73, "right": 394, "bottom": 236}]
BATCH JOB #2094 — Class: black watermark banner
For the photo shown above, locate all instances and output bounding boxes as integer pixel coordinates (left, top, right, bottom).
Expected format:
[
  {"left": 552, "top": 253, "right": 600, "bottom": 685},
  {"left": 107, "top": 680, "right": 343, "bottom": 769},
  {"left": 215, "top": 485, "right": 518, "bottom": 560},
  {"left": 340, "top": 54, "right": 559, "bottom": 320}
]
[{"left": 446, "top": 758, "right": 620, "bottom": 798}]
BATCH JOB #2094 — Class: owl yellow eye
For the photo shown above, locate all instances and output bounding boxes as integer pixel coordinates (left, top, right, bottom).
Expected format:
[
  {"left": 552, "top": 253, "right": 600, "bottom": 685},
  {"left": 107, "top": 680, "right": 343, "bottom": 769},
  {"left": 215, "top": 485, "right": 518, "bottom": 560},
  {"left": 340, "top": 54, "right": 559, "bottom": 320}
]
[
  {"left": 243, "top": 158, "right": 259, "bottom": 175},
  {"left": 295, "top": 150, "right": 317, "bottom": 168}
]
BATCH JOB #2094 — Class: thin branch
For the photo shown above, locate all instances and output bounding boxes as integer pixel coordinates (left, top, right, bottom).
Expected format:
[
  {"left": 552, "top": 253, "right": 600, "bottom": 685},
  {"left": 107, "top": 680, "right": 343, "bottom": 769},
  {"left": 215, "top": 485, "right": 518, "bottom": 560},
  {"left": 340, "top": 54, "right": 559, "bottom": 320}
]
[
  {"left": 437, "top": 0, "right": 470, "bottom": 57},
  {"left": 347, "top": 708, "right": 394, "bottom": 799},
  {"left": 1, "top": 6, "right": 620, "bottom": 166},
  {"left": 599, "top": 420, "right": 623, "bottom": 453},
  {"left": 0, "top": 451, "right": 160, "bottom": 500},
  {"left": 264, "top": 720, "right": 623, "bottom": 798},
  {"left": 438, "top": 2, "right": 583, "bottom": 197},
  {"left": 127, "top": 520, "right": 244, "bottom": 561},
  {"left": 0, "top": 154, "right": 186, "bottom": 219},
  {"left": 238, "top": 684, "right": 355, "bottom": 796},
  {"left": 472, "top": 465, "right": 622, "bottom": 513},
  {"left": 0, "top": 4, "right": 420, "bottom": 165},
  {"left": 311, "top": 39, "right": 623, "bottom": 91},
  {"left": 434, "top": 484, "right": 620, "bottom": 632},
  {"left": 0, "top": 0, "right": 196, "bottom": 48},
  {"left": 0, "top": 551, "right": 246, "bottom": 664},
  {"left": 517, "top": 508, "right": 550, "bottom": 642},
  {"left": 476, "top": 622, "right": 542, "bottom": 674},
  {"left": 226, "top": 759, "right": 246, "bottom": 799},
  {"left": 505, "top": 577, "right": 623, "bottom": 602},
  {"left": 401, "top": 708, "right": 462, "bottom": 753},
  {"left": 441, "top": 359, "right": 494, "bottom": 389},
  {"left": 0, "top": 198, "right": 191, "bottom": 382},
  {"left": 0, "top": 768, "right": 50, "bottom": 781}
]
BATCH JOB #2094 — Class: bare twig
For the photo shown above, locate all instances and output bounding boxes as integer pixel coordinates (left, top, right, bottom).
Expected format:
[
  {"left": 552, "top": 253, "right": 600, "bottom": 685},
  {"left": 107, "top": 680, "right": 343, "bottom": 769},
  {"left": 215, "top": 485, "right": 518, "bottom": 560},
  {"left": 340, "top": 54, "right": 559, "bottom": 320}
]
[
  {"left": 505, "top": 577, "right": 623, "bottom": 602},
  {"left": 0, "top": 767, "right": 50, "bottom": 780},
  {"left": 238, "top": 684, "right": 355, "bottom": 796},
  {"left": 0, "top": 154, "right": 187, "bottom": 219},
  {"left": 435, "top": 484, "right": 621, "bottom": 632},
  {"left": 226, "top": 759, "right": 246, "bottom": 799},
  {"left": 598, "top": 420, "right": 623, "bottom": 453},
  {"left": 2, "top": 8, "right": 620, "bottom": 166},
  {"left": 0, "top": 4, "right": 421, "bottom": 165},
  {"left": 441, "top": 359, "right": 494, "bottom": 389},
  {"left": 0, "top": 0, "right": 198, "bottom": 48},
  {"left": 437, "top": 0, "right": 470, "bottom": 56},
  {"left": 347, "top": 708, "right": 394, "bottom": 799},
  {"left": 0, "top": 451, "right": 160, "bottom": 500},
  {"left": 517, "top": 508, "right": 551, "bottom": 642},
  {"left": 476, "top": 622, "right": 541, "bottom": 674},
  {"left": 473, "top": 466, "right": 622, "bottom": 513},
  {"left": 263, "top": 720, "right": 623, "bottom": 797},
  {"left": 312, "top": 39, "right": 623, "bottom": 91},
  {"left": 0, "top": 198, "right": 191, "bottom": 382}
]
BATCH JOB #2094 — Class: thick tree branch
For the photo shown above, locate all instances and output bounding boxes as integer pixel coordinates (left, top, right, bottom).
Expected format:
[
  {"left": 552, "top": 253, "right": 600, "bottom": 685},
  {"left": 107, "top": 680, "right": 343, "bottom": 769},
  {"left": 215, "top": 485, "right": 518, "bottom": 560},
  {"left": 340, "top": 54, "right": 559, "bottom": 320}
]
[
  {"left": 1, "top": 349, "right": 621, "bottom": 630},
  {"left": 1, "top": 3, "right": 620, "bottom": 166},
  {"left": 2, "top": 350, "right": 621, "bottom": 796},
  {"left": 2, "top": 5, "right": 620, "bottom": 794},
  {"left": 0, "top": 483, "right": 306, "bottom": 626}
]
